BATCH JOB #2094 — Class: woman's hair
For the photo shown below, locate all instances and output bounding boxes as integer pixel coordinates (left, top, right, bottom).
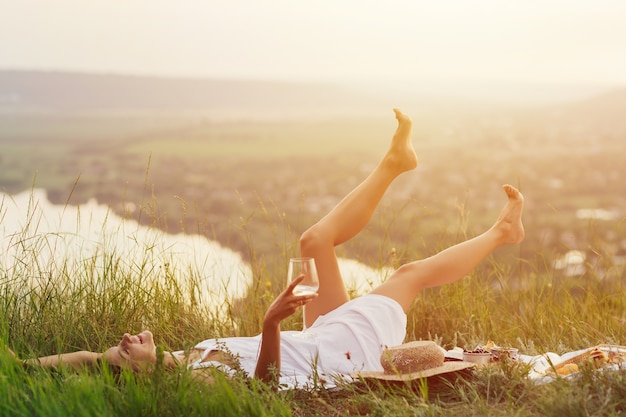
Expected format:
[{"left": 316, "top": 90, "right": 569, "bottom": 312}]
[{"left": 96, "top": 356, "right": 124, "bottom": 382}]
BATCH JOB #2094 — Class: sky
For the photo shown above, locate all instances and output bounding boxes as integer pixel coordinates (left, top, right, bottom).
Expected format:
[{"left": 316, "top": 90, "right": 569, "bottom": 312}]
[{"left": 2, "top": 0, "right": 626, "bottom": 91}]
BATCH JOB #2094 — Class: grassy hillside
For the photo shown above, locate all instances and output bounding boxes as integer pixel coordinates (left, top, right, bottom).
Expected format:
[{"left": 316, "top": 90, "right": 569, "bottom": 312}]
[
  {"left": 1, "top": 190, "right": 624, "bottom": 416},
  {"left": 1, "top": 71, "right": 625, "bottom": 416}
]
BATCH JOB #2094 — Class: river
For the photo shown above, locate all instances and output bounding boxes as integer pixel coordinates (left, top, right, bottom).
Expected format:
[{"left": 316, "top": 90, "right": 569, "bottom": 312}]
[{"left": 1, "top": 189, "right": 391, "bottom": 314}]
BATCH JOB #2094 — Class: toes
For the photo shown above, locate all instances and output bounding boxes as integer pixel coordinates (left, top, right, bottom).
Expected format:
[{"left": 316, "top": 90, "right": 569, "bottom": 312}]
[
  {"left": 393, "top": 108, "right": 410, "bottom": 124},
  {"left": 502, "top": 184, "right": 521, "bottom": 200}
]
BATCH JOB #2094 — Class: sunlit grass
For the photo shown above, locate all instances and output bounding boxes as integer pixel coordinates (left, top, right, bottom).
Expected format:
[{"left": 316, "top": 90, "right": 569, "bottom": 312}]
[{"left": 1, "top": 190, "right": 625, "bottom": 417}]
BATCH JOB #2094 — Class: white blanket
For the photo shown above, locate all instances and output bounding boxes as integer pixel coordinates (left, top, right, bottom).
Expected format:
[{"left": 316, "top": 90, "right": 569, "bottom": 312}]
[{"left": 447, "top": 344, "right": 626, "bottom": 384}]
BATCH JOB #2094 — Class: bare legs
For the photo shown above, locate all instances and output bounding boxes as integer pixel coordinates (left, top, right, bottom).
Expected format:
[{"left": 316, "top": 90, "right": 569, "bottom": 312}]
[
  {"left": 370, "top": 184, "right": 525, "bottom": 312},
  {"left": 300, "top": 109, "right": 417, "bottom": 327},
  {"left": 299, "top": 108, "right": 525, "bottom": 324}
]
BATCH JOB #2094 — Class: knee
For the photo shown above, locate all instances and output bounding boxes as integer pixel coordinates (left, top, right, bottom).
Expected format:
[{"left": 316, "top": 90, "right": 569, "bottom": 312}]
[
  {"left": 387, "top": 261, "right": 424, "bottom": 287},
  {"left": 299, "top": 224, "right": 331, "bottom": 254},
  {"left": 388, "top": 262, "right": 413, "bottom": 280}
]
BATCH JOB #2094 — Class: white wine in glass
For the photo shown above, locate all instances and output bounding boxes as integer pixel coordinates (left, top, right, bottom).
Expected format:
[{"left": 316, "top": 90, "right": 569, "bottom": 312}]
[{"left": 287, "top": 257, "right": 319, "bottom": 336}]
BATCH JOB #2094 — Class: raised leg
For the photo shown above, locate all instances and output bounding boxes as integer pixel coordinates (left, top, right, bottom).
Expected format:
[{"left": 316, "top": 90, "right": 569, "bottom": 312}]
[
  {"left": 370, "top": 184, "right": 525, "bottom": 312},
  {"left": 300, "top": 109, "right": 418, "bottom": 327}
]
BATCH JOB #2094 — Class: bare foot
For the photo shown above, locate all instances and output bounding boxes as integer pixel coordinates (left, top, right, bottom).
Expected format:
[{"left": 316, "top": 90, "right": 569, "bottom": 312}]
[
  {"left": 492, "top": 184, "right": 525, "bottom": 244},
  {"left": 381, "top": 108, "right": 418, "bottom": 174}
]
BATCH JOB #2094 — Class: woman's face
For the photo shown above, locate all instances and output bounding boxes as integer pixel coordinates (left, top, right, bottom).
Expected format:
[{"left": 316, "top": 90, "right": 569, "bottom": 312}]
[{"left": 104, "top": 330, "right": 157, "bottom": 371}]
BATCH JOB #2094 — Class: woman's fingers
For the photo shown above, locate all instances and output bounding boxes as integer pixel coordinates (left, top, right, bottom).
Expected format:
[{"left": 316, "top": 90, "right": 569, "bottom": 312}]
[
  {"left": 286, "top": 274, "right": 305, "bottom": 292},
  {"left": 292, "top": 293, "right": 317, "bottom": 307},
  {"left": 7, "top": 348, "right": 21, "bottom": 363},
  {"left": 276, "top": 273, "right": 317, "bottom": 312},
  {"left": 262, "top": 277, "right": 318, "bottom": 326},
  {"left": 285, "top": 274, "right": 315, "bottom": 303}
]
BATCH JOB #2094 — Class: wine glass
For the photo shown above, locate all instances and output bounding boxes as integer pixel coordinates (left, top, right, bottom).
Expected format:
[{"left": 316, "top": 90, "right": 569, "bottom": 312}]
[{"left": 287, "top": 257, "right": 319, "bottom": 337}]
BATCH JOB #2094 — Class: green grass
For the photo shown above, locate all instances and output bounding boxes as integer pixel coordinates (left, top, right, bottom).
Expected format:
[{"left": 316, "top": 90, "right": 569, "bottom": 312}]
[{"left": 1, "top": 189, "right": 625, "bottom": 417}]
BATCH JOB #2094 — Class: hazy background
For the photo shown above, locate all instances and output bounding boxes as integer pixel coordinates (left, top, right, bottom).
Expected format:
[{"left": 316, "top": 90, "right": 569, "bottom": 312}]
[
  {"left": 2, "top": 5, "right": 626, "bottom": 393},
  {"left": 1, "top": 0, "right": 626, "bottom": 286},
  {"left": 2, "top": 0, "right": 626, "bottom": 103}
]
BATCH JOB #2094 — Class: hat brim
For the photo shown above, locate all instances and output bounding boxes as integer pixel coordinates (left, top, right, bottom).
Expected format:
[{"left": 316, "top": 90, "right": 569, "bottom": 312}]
[{"left": 352, "top": 360, "right": 475, "bottom": 381}]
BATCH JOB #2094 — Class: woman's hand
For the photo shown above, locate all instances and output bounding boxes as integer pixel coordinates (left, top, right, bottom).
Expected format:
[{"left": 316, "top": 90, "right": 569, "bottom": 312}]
[
  {"left": 255, "top": 274, "right": 318, "bottom": 383},
  {"left": 7, "top": 348, "right": 21, "bottom": 364},
  {"left": 262, "top": 274, "right": 318, "bottom": 328}
]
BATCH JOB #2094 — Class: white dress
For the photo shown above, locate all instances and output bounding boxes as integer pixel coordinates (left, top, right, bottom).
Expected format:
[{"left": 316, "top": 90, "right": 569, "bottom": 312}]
[{"left": 180, "top": 294, "right": 406, "bottom": 388}]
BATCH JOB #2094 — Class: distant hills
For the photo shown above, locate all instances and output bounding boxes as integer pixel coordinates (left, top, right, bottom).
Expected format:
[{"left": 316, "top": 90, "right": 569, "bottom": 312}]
[
  {"left": 1, "top": 70, "right": 625, "bottom": 123},
  {"left": 564, "top": 88, "right": 626, "bottom": 128},
  {"left": 0, "top": 70, "right": 386, "bottom": 117}
]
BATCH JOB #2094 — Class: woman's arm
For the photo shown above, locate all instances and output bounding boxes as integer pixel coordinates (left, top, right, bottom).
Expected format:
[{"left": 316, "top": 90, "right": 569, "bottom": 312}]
[
  {"left": 255, "top": 321, "right": 281, "bottom": 383},
  {"left": 15, "top": 342, "right": 186, "bottom": 373},
  {"left": 254, "top": 274, "right": 317, "bottom": 384},
  {"left": 22, "top": 351, "right": 101, "bottom": 371}
]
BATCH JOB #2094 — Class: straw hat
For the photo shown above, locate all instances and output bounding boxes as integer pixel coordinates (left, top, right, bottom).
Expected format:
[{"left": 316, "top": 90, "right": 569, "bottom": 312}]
[{"left": 353, "top": 341, "right": 475, "bottom": 381}]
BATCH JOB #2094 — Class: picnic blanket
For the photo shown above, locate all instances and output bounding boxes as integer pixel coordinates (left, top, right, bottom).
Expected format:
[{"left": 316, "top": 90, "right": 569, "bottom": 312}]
[
  {"left": 447, "top": 343, "right": 626, "bottom": 384},
  {"left": 521, "top": 344, "right": 626, "bottom": 383}
]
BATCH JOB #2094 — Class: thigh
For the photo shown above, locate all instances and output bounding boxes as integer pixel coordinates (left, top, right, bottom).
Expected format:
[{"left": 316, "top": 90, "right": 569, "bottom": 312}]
[
  {"left": 369, "top": 261, "right": 422, "bottom": 313},
  {"left": 302, "top": 244, "right": 350, "bottom": 325}
]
